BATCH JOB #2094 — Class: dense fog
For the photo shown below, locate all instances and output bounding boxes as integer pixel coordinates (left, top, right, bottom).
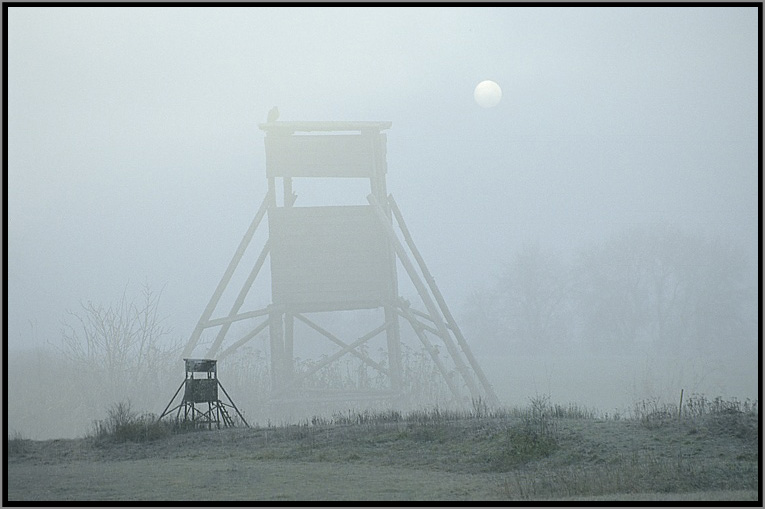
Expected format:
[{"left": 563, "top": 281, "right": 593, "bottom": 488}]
[{"left": 7, "top": 7, "right": 759, "bottom": 439}]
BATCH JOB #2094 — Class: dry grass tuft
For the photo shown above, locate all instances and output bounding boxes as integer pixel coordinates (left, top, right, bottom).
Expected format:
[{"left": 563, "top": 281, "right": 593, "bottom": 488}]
[
  {"left": 7, "top": 430, "right": 30, "bottom": 456},
  {"left": 89, "top": 401, "right": 173, "bottom": 444}
]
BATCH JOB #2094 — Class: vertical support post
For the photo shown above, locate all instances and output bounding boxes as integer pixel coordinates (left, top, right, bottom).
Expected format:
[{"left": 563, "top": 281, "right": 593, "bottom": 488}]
[
  {"left": 268, "top": 176, "right": 276, "bottom": 206},
  {"left": 283, "top": 176, "right": 293, "bottom": 207},
  {"left": 368, "top": 130, "right": 389, "bottom": 206},
  {"left": 368, "top": 130, "right": 401, "bottom": 394},
  {"left": 269, "top": 308, "right": 284, "bottom": 392},
  {"left": 384, "top": 306, "right": 403, "bottom": 392},
  {"left": 283, "top": 310, "right": 294, "bottom": 386},
  {"left": 678, "top": 389, "right": 684, "bottom": 421},
  {"left": 282, "top": 175, "right": 295, "bottom": 386}
]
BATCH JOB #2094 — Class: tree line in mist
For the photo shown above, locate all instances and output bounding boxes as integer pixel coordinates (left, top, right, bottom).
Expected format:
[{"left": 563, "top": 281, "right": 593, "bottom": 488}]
[{"left": 464, "top": 224, "right": 756, "bottom": 358}]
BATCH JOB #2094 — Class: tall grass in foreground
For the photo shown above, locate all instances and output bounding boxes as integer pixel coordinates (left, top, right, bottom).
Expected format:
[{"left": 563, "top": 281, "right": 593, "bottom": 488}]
[
  {"left": 7, "top": 430, "right": 30, "bottom": 456},
  {"left": 631, "top": 393, "right": 758, "bottom": 421},
  {"left": 88, "top": 401, "right": 173, "bottom": 444},
  {"left": 285, "top": 395, "right": 598, "bottom": 429},
  {"left": 631, "top": 394, "right": 759, "bottom": 440}
]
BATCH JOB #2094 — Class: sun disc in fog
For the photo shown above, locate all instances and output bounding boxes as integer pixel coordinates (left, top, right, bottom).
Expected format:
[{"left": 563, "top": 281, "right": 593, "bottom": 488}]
[{"left": 474, "top": 80, "right": 502, "bottom": 108}]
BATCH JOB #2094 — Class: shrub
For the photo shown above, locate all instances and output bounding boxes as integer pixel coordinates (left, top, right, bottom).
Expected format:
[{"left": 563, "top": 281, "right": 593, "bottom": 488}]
[
  {"left": 683, "top": 394, "right": 758, "bottom": 419},
  {"left": 91, "top": 401, "right": 172, "bottom": 444},
  {"left": 632, "top": 394, "right": 760, "bottom": 439},
  {"left": 632, "top": 398, "right": 677, "bottom": 429},
  {"left": 7, "top": 430, "right": 29, "bottom": 456},
  {"left": 489, "top": 395, "right": 560, "bottom": 471},
  {"left": 706, "top": 411, "right": 758, "bottom": 443}
]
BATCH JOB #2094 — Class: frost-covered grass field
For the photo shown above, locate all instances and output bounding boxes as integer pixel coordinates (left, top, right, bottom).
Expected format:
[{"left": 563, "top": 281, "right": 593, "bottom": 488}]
[{"left": 6, "top": 396, "right": 759, "bottom": 502}]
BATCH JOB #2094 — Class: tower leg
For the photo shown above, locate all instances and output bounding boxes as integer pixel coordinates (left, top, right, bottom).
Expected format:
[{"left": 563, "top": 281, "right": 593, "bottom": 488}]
[
  {"left": 269, "top": 309, "right": 284, "bottom": 393},
  {"left": 284, "top": 312, "right": 295, "bottom": 388},
  {"left": 368, "top": 193, "right": 480, "bottom": 402},
  {"left": 384, "top": 306, "right": 403, "bottom": 392},
  {"left": 388, "top": 195, "right": 499, "bottom": 406},
  {"left": 218, "top": 380, "right": 250, "bottom": 427}
]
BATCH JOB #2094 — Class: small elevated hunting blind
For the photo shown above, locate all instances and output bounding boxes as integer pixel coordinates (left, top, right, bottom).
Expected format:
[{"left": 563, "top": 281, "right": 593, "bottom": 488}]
[
  {"left": 181, "top": 117, "right": 497, "bottom": 408},
  {"left": 158, "top": 359, "right": 248, "bottom": 428}
]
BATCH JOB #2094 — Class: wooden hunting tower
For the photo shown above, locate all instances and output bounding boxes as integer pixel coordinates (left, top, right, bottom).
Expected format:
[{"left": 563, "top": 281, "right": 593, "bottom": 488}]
[
  {"left": 181, "top": 118, "right": 497, "bottom": 408},
  {"left": 158, "top": 358, "right": 249, "bottom": 429}
]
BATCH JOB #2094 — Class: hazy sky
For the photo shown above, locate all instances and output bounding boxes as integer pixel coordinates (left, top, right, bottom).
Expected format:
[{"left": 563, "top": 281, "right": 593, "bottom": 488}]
[{"left": 8, "top": 6, "right": 759, "bottom": 354}]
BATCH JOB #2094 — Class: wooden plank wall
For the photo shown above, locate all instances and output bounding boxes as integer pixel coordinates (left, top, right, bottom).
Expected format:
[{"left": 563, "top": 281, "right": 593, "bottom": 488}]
[
  {"left": 265, "top": 134, "right": 385, "bottom": 178},
  {"left": 268, "top": 205, "right": 395, "bottom": 310}
]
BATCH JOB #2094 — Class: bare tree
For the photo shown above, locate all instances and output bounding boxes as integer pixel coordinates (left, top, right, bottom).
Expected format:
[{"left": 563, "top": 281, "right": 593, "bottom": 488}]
[
  {"left": 465, "top": 244, "right": 575, "bottom": 355},
  {"left": 574, "top": 226, "right": 753, "bottom": 355},
  {"left": 497, "top": 244, "right": 575, "bottom": 353},
  {"left": 574, "top": 231, "right": 654, "bottom": 352},
  {"left": 57, "top": 283, "right": 180, "bottom": 406},
  {"left": 465, "top": 226, "right": 754, "bottom": 359}
]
